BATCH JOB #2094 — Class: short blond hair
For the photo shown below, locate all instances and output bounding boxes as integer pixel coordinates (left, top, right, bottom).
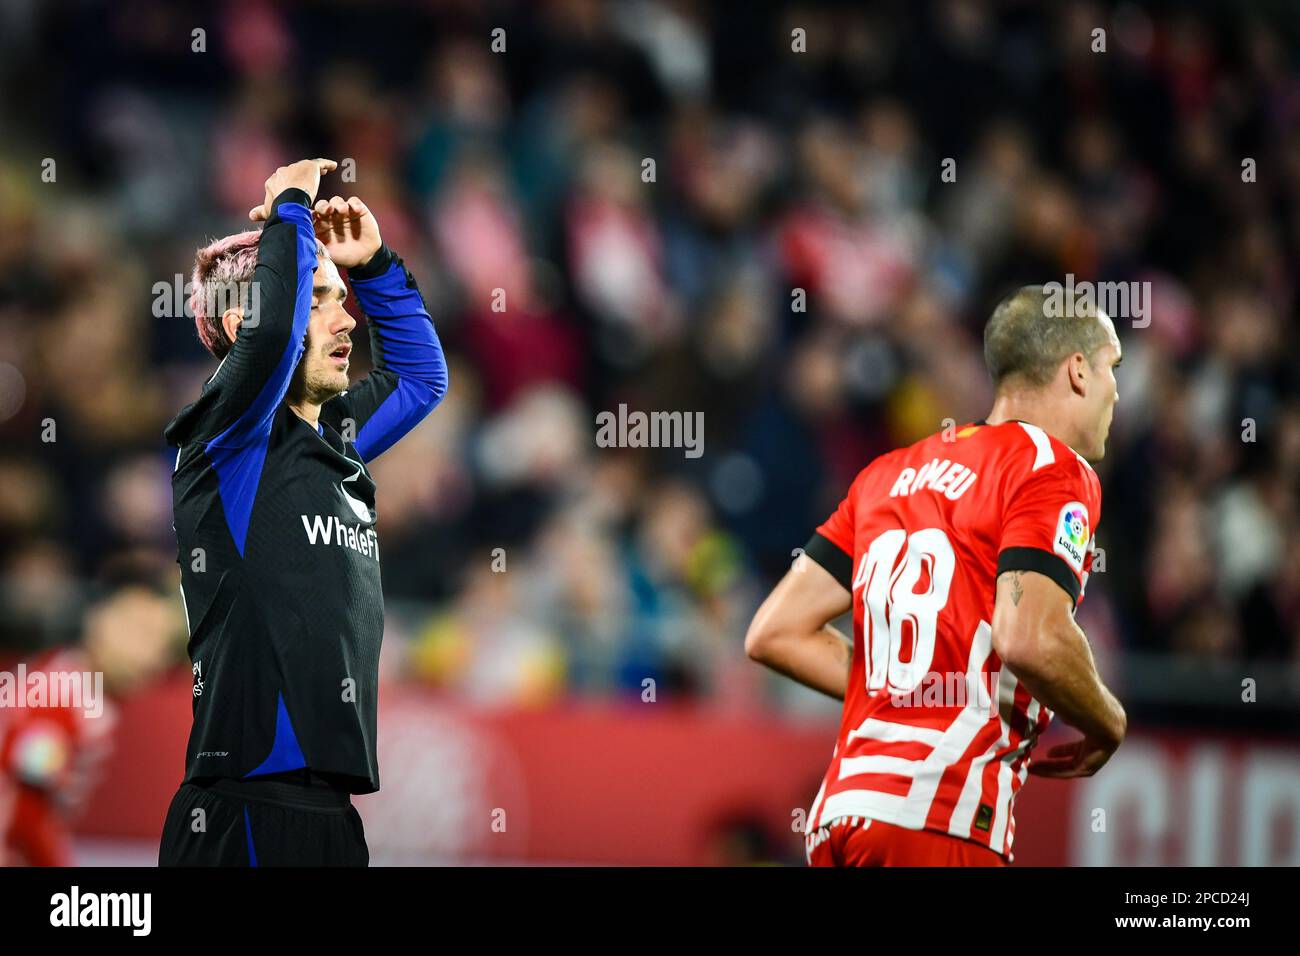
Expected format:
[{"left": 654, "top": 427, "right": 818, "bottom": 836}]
[{"left": 983, "top": 285, "right": 1110, "bottom": 388}]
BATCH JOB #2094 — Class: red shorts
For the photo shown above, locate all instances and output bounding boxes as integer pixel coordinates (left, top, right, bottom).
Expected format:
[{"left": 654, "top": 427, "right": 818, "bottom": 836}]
[{"left": 806, "top": 815, "right": 1006, "bottom": 867}]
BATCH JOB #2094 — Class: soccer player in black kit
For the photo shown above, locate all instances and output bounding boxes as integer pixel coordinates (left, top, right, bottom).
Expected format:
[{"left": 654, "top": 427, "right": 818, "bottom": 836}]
[{"left": 158, "top": 159, "right": 448, "bottom": 866}]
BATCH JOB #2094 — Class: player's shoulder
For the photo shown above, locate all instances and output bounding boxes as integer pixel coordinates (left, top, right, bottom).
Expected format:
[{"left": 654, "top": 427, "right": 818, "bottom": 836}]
[
  {"left": 986, "top": 423, "right": 1101, "bottom": 517},
  {"left": 850, "top": 421, "right": 1097, "bottom": 501},
  {"left": 973, "top": 420, "right": 1095, "bottom": 477}
]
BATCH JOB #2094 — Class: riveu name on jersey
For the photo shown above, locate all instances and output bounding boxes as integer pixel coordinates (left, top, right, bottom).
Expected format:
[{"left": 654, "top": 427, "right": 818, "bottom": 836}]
[{"left": 888, "top": 458, "right": 979, "bottom": 501}]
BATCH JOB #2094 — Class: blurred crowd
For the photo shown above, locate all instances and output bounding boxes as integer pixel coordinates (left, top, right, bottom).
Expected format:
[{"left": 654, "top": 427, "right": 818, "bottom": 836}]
[{"left": 0, "top": 0, "right": 1298, "bottom": 718}]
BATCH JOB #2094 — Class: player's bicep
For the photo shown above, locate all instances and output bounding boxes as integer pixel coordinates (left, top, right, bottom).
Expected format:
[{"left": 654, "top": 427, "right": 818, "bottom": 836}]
[
  {"left": 991, "top": 568, "right": 1074, "bottom": 667},
  {"left": 802, "top": 531, "right": 853, "bottom": 593},
  {"left": 753, "top": 551, "right": 853, "bottom": 640},
  {"left": 995, "top": 542, "right": 1082, "bottom": 608},
  {"left": 993, "top": 568, "right": 1071, "bottom": 634}
]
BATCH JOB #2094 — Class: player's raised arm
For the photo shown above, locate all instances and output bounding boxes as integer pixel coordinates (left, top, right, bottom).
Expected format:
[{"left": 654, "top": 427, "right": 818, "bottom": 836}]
[
  {"left": 181, "top": 159, "right": 335, "bottom": 446},
  {"left": 314, "top": 195, "right": 448, "bottom": 462}
]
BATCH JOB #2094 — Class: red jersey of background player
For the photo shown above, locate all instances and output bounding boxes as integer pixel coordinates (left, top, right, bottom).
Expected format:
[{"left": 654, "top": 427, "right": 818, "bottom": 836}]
[
  {"left": 0, "top": 649, "right": 116, "bottom": 866},
  {"left": 800, "top": 419, "right": 1101, "bottom": 861}
]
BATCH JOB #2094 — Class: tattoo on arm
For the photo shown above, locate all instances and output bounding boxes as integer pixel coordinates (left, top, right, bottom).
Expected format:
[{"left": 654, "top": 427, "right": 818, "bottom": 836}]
[{"left": 1010, "top": 571, "right": 1024, "bottom": 607}]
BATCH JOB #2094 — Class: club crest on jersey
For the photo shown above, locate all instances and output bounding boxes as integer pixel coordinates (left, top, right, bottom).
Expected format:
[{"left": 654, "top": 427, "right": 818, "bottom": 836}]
[
  {"left": 1053, "top": 501, "right": 1089, "bottom": 572},
  {"left": 341, "top": 468, "right": 374, "bottom": 524}
]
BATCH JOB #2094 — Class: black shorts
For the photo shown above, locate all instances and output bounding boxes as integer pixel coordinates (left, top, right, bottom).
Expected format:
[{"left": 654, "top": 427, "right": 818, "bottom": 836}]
[{"left": 158, "top": 772, "right": 369, "bottom": 867}]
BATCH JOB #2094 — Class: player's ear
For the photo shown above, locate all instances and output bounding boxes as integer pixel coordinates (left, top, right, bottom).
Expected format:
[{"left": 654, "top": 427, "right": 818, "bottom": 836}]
[
  {"left": 221, "top": 306, "right": 244, "bottom": 344},
  {"left": 1066, "top": 351, "right": 1089, "bottom": 396}
]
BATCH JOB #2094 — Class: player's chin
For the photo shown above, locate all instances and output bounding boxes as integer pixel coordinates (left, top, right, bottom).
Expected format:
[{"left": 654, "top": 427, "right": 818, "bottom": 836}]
[
  {"left": 311, "top": 368, "right": 350, "bottom": 399},
  {"left": 1087, "top": 426, "right": 1111, "bottom": 462}
]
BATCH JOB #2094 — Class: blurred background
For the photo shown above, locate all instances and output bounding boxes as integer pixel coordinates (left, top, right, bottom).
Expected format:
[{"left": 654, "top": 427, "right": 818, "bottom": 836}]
[{"left": 0, "top": 0, "right": 1298, "bottom": 865}]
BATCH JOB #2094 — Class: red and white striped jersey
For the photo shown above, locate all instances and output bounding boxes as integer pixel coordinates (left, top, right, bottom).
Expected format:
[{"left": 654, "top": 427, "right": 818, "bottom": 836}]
[{"left": 801, "top": 420, "right": 1102, "bottom": 860}]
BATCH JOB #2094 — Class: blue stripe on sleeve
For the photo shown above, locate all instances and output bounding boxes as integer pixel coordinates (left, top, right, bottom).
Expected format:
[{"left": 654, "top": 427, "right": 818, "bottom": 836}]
[
  {"left": 212, "top": 203, "right": 316, "bottom": 447},
  {"left": 355, "top": 376, "right": 438, "bottom": 462},
  {"left": 349, "top": 261, "right": 448, "bottom": 388},
  {"left": 204, "top": 202, "right": 317, "bottom": 556},
  {"left": 349, "top": 259, "right": 448, "bottom": 461}
]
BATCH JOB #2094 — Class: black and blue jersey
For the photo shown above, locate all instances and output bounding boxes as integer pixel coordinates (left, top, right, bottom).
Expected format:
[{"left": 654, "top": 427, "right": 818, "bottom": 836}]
[{"left": 164, "top": 188, "right": 447, "bottom": 794}]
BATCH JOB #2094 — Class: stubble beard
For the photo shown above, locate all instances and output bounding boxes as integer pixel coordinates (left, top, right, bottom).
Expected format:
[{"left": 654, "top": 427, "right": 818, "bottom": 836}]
[
  {"left": 308, "top": 362, "right": 348, "bottom": 403},
  {"left": 290, "top": 356, "right": 349, "bottom": 407}
]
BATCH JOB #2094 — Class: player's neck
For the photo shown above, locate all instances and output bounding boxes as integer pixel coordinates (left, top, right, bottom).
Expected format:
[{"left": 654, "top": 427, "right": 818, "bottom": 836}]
[
  {"left": 289, "top": 400, "right": 322, "bottom": 429},
  {"left": 985, "top": 392, "right": 1078, "bottom": 451}
]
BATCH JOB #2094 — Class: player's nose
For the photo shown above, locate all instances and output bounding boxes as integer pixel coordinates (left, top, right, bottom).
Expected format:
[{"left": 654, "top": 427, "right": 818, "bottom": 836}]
[{"left": 332, "top": 307, "right": 356, "bottom": 334}]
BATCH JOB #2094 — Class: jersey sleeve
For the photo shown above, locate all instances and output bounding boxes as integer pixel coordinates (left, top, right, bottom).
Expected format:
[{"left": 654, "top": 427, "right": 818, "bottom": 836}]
[
  {"left": 996, "top": 457, "right": 1101, "bottom": 607},
  {"left": 321, "top": 245, "right": 448, "bottom": 463},
  {"left": 200, "top": 189, "right": 318, "bottom": 448},
  {"left": 803, "top": 472, "right": 862, "bottom": 590}
]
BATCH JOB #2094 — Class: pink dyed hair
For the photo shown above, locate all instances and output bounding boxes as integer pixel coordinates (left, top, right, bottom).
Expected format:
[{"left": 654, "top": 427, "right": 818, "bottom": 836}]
[
  {"left": 190, "top": 231, "right": 262, "bottom": 358},
  {"left": 189, "top": 230, "right": 328, "bottom": 357}
]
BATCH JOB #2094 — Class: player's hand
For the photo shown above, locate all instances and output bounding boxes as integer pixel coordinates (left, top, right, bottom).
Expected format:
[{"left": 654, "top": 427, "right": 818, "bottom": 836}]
[
  {"left": 312, "top": 195, "right": 382, "bottom": 269},
  {"left": 1027, "top": 734, "right": 1117, "bottom": 778},
  {"left": 248, "top": 158, "right": 338, "bottom": 222}
]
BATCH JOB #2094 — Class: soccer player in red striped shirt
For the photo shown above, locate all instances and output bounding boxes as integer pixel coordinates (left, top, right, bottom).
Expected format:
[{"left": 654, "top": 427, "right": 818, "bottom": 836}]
[{"left": 746, "top": 286, "right": 1127, "bottom": 866}]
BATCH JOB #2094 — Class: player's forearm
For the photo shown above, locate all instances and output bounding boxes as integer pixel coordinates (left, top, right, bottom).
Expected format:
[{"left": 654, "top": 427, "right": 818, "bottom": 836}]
[
  {"left": 1004, "top": 620, "right": 1126, "bottom": 747},
  {"left": 745, "top": 623, "right": 852, "bottom": 700}
]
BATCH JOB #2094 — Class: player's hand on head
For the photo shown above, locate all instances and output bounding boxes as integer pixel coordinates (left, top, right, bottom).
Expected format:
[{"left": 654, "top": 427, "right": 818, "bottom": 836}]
[
  {"left": 248, "top": 158, "right": 338, "bottom": 222},
  {"left": 311, "top": 195, "right": 382, "bottom": 269}
]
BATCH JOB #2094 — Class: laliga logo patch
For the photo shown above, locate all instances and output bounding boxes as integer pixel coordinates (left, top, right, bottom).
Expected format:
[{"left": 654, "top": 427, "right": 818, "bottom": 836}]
[{"left": 1053, "top": 501, "right": 1089, "bottom": 572}]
